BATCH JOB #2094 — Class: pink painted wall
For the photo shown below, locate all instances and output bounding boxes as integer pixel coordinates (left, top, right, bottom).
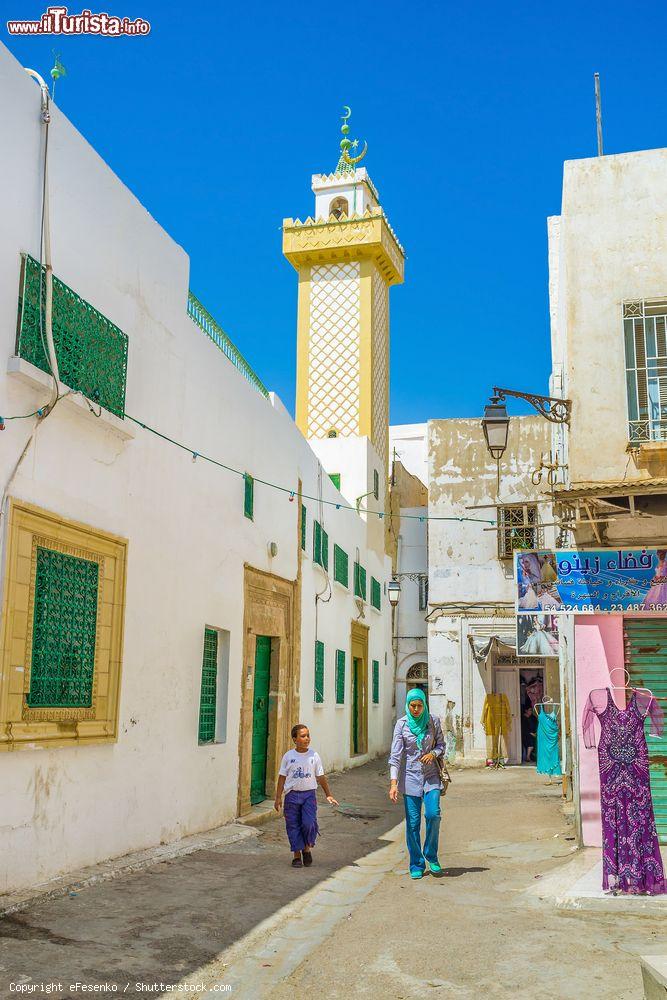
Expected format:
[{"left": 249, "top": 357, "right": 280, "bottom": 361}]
[{"left": 574, "top": 616, "right": 626, "bottom": 847}]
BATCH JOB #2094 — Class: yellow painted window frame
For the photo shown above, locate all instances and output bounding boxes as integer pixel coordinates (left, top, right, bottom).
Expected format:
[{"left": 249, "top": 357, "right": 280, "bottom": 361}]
[{"left": 0, "top": 498, "right": 128, "bottom": 750}]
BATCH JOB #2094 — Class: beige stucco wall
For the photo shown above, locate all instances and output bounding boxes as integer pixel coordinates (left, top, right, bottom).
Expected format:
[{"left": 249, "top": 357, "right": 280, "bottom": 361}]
[{"left": 556, "top": 148, "right": 667, "bottom": 484}]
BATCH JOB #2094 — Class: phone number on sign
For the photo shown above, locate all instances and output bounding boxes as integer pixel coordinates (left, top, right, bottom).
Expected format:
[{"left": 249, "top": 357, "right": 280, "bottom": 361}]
[{"left": 552, "top": 603, "right": 667, "bottom": 612}]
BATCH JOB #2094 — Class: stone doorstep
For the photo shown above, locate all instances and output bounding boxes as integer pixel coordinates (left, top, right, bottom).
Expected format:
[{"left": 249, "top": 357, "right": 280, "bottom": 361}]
[
  {"left": 238, "top": 800, "right": 279, "bottom": 828},
  {"left": 641, "top": 956, "right": 667, "bottom": 1000},
  {"left": 525, "top": 846, "right": 667, "bottom": 915},
  {"left": 0, "top": 822, "right": 257, "bottom": 918}
]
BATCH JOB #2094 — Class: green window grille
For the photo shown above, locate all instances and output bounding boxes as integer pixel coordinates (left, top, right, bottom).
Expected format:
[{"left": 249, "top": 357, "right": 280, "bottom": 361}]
[
  {"left": 333, "top": 544, "right": 348, "bottom": 587},
  {"left": 372, "top": 659, "right": 380, "bottom": 704},
  {"left": 314, "top": 640, "right": 325, "bottom": 703},
  {"left": 371, "top": 577, "right": 381, "bottom": 610},
  {"left": 27, "top": 546, "right": 99, "bottom": 708},
  {"left": 244, "top": 473, "right": 254, "bottom": 520},
  {"left": 301, "top": 504, "right": 307, "bottom": 551},
  {"left": 198, "top": 628, "right": 218, "bottom": 743},
  {"left": 335, "top": 649, "right": 345, "bottom": 704},
  {"left": 330, "top": 472, "right": 341, "bottom": 491},
  {"left": 16, "top": 253, "right": 128, "bottom": 419},
  {"left": 354, "top": 561, "right": 367, "bottom": 600},
  {"left": 313, "top": 521, "right": 329, "bottom": 570},
  {"left": 373, "top": 469, "right": 380, "bottom": 500}
]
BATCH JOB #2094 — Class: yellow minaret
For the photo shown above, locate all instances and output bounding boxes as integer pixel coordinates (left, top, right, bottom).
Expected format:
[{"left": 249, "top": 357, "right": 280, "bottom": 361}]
[{"left": 283, "top": 108, "right": 404, "bottom": 470}]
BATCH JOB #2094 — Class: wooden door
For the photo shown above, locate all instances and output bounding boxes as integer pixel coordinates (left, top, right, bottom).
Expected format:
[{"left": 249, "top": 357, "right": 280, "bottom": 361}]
[
  {"left": 251, "top": 636, "right": 271, "bottom": 804},
  {"left": 494, "top": 667, "right": 521, "bottom": 764}
]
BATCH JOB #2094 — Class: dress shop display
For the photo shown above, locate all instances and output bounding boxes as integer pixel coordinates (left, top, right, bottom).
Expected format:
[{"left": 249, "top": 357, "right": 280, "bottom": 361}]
[
  {"left": 583, "top": 687, "right": 666, "bottom": 895},
  {"left": 535, "top": 702, "right": 561, "bottom": 778},
  {"left": 481, "top": 692, "right": 512, "bottom": 767}
]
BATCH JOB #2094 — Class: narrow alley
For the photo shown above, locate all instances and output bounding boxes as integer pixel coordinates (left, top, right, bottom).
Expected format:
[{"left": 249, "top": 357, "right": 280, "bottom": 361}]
[{"left": 2, "top": 759, "right": 664, "bottom": 998}]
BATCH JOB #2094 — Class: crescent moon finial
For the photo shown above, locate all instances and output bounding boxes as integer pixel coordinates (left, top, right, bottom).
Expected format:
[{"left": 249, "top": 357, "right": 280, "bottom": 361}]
[{"left": 335, "top": 105, "right": 368, "bottom": 174}]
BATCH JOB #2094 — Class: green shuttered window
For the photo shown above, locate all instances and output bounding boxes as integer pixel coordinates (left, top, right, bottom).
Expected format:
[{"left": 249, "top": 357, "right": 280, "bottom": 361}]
[
  {"left": 354, "top": 561, "right": 367, "bottom": 600},
  {"left": 27, "top": 546, "right": 99, "bottom": 708},
  {"left": 329, "top": 473, "right": 341, "bottom": 490},
  {"left": 314, "top": 640, "right": 325, "bottom": 703},
  {"left": 301, "top": 504, "right": 307, "bottom": 551},
  {"left": 313, "top": 521, "right": 329, "bottom": 570},
  {"left": 371, "top": 577, "right": 381, "bottom": 610},
  {"left": 244, "top": 473, "right": 254, "bottom": 520},
  {"left": 372, "top": 659, "right": 380, "bottom": 704},
  {"left": 198, "top": 628, "right": 218, "bottom": 743},
  {"left": 335, "top": 649, "right": 345, "bottom": 704},
  {"left": 373, "top": 469, "right": 380, "bottom": 500},
  {"left": 334, "top": 544, "right": 348, "bottom": 587}
]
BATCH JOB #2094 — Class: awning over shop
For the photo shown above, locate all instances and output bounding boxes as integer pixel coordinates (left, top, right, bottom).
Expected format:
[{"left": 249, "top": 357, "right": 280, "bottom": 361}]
[
  {"left": 552, "top": 477, "right": 667, "bottom": 502},
  {"left": 468, "top": 634, "right": 516, "bottom": 663}
]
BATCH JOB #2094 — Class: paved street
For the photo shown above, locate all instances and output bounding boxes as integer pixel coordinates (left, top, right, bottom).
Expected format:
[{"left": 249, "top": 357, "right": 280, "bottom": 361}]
[{"left": 1, "top": 760, "right": 665, "bottom": 998}]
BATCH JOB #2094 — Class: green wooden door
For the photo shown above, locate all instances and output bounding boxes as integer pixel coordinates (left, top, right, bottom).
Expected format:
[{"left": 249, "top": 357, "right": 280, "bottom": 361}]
[
  {"left": 625, "top": 619, "right": 667, "bottom": 843},
  {"left": 352, "top": 657, "right": 360, "bottom": 755},
  {"left": 251, "top": 635, "right": 271, "bottom": 805}
]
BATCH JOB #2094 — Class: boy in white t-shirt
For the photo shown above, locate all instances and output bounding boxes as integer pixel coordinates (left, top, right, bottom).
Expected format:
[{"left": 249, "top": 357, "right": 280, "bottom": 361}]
[{"left": 274, "top": 723, "right": 338, "bottom": 867}]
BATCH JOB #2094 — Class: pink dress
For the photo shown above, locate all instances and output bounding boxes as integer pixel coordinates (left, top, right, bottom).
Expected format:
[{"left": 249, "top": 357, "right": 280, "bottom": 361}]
[{"left": 643, "top": 559, "right": 667, "bottom": 609}]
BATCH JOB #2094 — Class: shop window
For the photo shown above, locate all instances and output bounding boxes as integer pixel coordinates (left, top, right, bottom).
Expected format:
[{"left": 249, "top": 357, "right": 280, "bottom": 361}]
[
  {"left": 0, "top": 498, "right": 127, "bottom": 750},
  {"left": 497, "top": 504, "right": 539, "bottom": 560}
]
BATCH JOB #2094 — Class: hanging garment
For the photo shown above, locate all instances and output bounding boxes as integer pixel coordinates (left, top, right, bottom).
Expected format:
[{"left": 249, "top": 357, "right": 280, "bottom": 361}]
[
  {"left": 582, "top": 688, "right": 666, "bottom": 895},
  {"left": 536, "top": 706, "right": 561, "bottom": 776},
  {"left": 481, "top": 693, "right": 512, "bottom": 736},
  {"left": 643, "top": 556, "right": 667, "bottom": 609}
]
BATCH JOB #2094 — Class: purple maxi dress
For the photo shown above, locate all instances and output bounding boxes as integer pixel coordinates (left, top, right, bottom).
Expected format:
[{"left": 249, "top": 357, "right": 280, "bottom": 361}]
[{"left": 582, "top": 688, "right": 666, "bottom": 894}]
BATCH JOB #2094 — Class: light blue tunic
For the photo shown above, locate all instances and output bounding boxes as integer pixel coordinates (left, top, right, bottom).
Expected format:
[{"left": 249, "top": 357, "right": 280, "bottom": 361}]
[
  {"left": 536, "top": 707, "right": 561, "bottom": 776},
  {"left": 389, "top": 715, "right": 445, "bottom": 796}
]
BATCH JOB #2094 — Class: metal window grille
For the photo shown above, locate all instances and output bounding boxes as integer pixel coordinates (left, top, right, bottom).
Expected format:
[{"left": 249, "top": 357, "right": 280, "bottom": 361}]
[
  {"left": 16, "top": 253, "right": 128, "bottom": 419},
  {"left": 497, "top": 505, "right": 540, "bottom": 559},
  {"left": 187, "top": 291, "right": 269, "bottom": 398},
  {"left": 27, "top": 546, "right": 99, "bottom": 709},
  {"left": 335, "top": 649, "right": 345, "bottom": 704},
  {"left": 244, "top": 473, "right": 254, "bottom": 520},
  {"left": 372, "top": 659, "right": 380, "bottom": 704},
  {"left": 623, "top": 299, "right": 667, "bottom": 443},
  {"left": 334, "top": 544, "right": 348, "bottom": 586},
  {"left": 314, "top": 640, "right": 325, "bottom": 703},
  {"left": 354, "top": 561, "right": 367, "bottom": 600},
  {"left": 329, "top": 473, "right": 341, "bottom": 491},
  {"left": 418, "top": 575, "right": 429, "bottom": 611},
  {"left": 371, "top": 577, "right": 381, "bottom": 610},
  {"left": 198, "top": 628, "right": 218, "bottom": 743},
  {"left": 373, "top": 469, "right": 379, "bottom": 500},
  {"left": 301, "top": 504, "right": 307, "bottom": 551}
]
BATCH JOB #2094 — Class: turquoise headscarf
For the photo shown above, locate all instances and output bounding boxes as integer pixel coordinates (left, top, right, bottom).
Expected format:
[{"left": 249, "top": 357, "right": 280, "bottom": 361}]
[{"left": 405, "top": 688, "right": 430, "bottom": 748}]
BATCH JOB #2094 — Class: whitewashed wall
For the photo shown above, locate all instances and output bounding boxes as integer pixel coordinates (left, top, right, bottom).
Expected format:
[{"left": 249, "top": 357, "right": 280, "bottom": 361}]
[{"left": 0, "top": 44, "right": 393, "bottom": 894}]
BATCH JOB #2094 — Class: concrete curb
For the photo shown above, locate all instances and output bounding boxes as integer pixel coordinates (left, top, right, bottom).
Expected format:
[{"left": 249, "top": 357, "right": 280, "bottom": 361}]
[
  {"left": 183, "top": 821, "right": 406, "bottom": 999},
  {"left": 0, "top": 822, "right": 257, "bottom": 918}
]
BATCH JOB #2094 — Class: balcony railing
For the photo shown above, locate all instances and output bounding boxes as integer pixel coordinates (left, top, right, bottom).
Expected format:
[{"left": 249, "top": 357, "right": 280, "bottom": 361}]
[
  {"left": 187, "top": 292, "right": 269, "bottom": 398},
  {"left": 628, "top": 419, "right": 667, "bottom": 444}
]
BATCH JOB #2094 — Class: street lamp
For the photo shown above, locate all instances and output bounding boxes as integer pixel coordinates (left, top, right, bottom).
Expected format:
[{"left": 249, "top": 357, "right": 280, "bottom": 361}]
[
  {"left": 387, "top": 578, "right": 401, "bottom": 607},
  {"left": 481, "top": 386, "right": 571, "bottom": 462},
  {"left": 481, "top": 395, "right": 510, "bottom": 461}
]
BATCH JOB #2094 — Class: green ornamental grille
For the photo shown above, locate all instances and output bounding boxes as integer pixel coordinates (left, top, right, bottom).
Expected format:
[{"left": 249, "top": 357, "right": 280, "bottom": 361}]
[
  {"left": 334, "top": 544, "right": 348, "bottom": 587},
  {"left": 371, "top": 577, "right": 381, "bottom": 610},
  {"left": 335, "top": 649, "right": 345, "bottom": 704},
  {"left": 301, "top": 504, "right": 307, "bottom": 551},
  {"left": 372, "top": 660, "right": 380, "bottom": 704},
  {"left": 28, "top": 546, "right": 99, "bottom": 709},
  {"left": 354, "top": 562, "right": 367, "bottom": 600},
  {"left": 244, "top": 473, "right": 254, "bottom": 519},
  {"left": 16, "top": 253, "right": 128, "bottom": 419},
  {"left": 315, "top": 640, "right": 325, "bottom": 703},
  {"left": 198, "top": 628, "right": 218, "bottom": 743}
]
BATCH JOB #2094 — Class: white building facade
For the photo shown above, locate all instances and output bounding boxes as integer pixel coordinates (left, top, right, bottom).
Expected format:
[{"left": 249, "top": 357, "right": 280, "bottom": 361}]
[{"left": 0, "top": 46, "right": 395, "bottom": 895}]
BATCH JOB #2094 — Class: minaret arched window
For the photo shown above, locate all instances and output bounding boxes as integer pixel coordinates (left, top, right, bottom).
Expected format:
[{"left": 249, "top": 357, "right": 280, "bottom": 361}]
[{"left": 330, "top": 196, "right": 349, "bottom": 220}]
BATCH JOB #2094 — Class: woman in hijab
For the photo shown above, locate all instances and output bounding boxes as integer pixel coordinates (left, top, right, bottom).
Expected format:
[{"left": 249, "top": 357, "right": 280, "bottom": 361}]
[{"left": 389, "top": 688, "right": 446, "bottom": 879}]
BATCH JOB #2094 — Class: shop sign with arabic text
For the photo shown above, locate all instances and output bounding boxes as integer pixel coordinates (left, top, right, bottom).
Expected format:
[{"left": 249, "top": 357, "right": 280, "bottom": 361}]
[{"left": 515, "top": 548, "right": 667, "bottom": 613}]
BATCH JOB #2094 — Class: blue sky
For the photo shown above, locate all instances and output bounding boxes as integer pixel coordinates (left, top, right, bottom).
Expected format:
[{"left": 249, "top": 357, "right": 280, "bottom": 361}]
[{"left": 5, "top": 1, "right": 667, "bottom": 423}]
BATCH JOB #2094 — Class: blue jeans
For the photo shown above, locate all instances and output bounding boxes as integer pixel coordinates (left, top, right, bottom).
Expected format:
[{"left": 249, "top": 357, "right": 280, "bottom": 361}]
[{"left": 403, "top": 789, "right": 441, "bottom": 873}]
